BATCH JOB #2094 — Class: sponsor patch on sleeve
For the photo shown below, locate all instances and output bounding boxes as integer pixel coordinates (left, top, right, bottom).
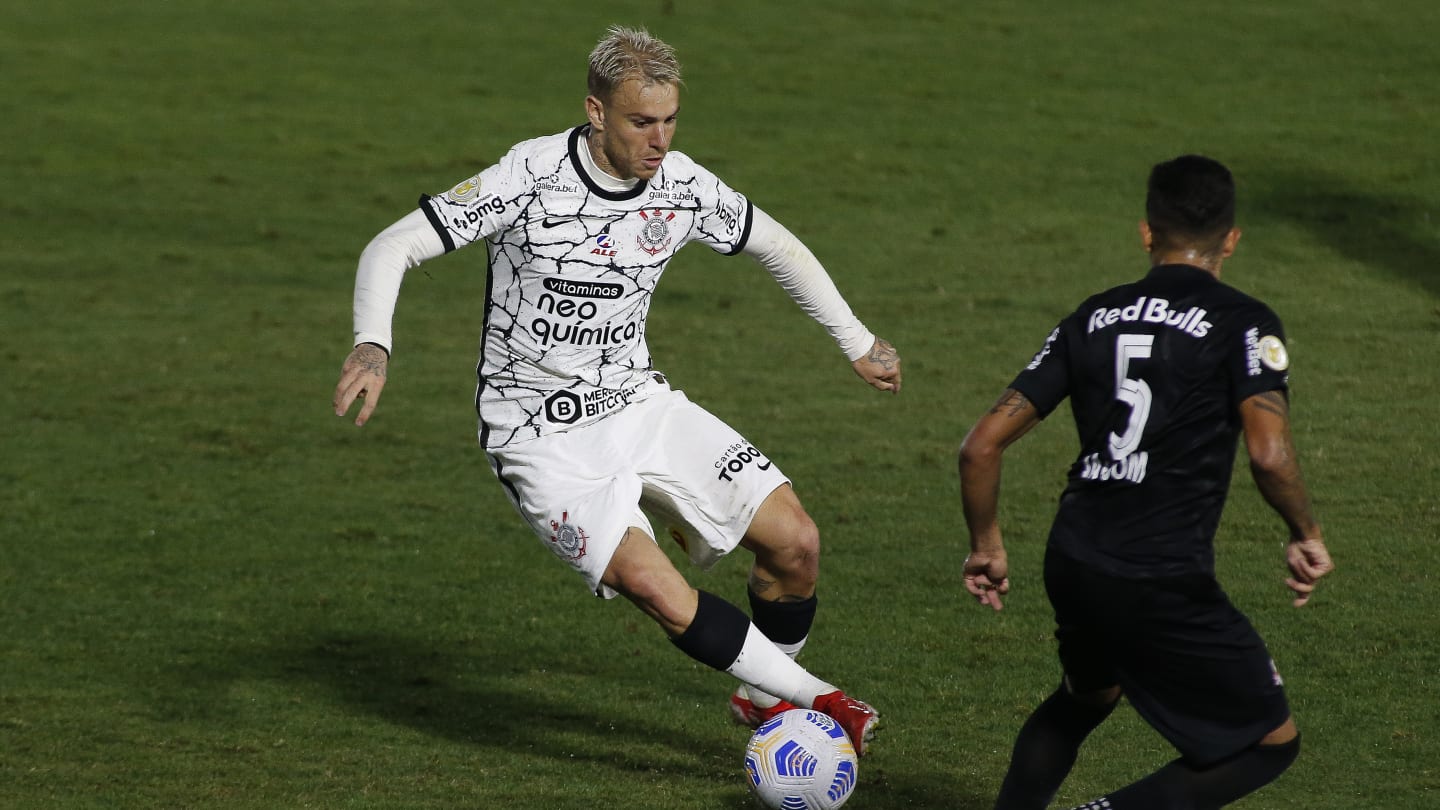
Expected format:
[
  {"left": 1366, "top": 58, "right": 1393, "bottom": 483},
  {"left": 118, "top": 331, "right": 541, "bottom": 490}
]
[{"left": 1258, "top": 335, "right": 1289, "bottom": 371}]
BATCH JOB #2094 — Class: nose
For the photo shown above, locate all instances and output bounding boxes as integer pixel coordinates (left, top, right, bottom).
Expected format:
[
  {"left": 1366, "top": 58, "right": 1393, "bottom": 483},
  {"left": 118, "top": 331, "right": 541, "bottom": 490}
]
[{"left": 650, "top": 122, "right": 672, "bottom": 151}]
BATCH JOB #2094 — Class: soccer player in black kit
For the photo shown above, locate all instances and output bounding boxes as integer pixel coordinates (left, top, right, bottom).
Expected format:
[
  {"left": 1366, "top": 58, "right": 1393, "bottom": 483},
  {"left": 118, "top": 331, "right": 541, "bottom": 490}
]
[{"left": 957, "top": 155, "right": 1334, "bottom": 809}]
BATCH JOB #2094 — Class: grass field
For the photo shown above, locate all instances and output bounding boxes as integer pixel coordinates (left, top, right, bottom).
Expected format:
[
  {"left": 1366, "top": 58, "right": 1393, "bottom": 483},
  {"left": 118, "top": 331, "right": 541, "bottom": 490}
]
[{"left": 3, "top": 1, "right": 1438, "bottom": 807}]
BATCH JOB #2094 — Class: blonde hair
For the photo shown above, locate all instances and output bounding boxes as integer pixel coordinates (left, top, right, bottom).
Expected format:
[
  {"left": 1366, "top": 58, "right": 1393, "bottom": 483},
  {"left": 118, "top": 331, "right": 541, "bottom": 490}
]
[{"left": 587, "top": 25, "right": 682, "bottom": 102}]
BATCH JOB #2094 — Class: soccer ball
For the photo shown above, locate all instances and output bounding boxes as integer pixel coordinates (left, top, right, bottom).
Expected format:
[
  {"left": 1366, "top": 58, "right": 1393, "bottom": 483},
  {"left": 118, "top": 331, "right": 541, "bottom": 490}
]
[{"left": 743, "top": 709, "right": 858, "bottom": 810}]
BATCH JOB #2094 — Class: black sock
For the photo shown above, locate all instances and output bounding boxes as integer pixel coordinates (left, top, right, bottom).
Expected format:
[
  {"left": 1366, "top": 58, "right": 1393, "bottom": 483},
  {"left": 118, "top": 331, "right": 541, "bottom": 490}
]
[
  {"left": 669, "top": 589, "right": 751, "bottom": 671},
  {"left": 748, "top": 590, "right": 817, "bottom": 647},
  {"left": 1069, "top": 734, "right": 1301, "bottom": 810},
  {"left": 994, "top": 686, "right": 1117, "bottom": 810}
]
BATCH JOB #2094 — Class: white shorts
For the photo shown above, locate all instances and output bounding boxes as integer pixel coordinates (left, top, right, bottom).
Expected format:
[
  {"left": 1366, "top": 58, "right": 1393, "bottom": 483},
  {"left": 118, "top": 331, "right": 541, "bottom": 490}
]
[{"left": 485, "top": 388, "right": 791, "bottom": 597}]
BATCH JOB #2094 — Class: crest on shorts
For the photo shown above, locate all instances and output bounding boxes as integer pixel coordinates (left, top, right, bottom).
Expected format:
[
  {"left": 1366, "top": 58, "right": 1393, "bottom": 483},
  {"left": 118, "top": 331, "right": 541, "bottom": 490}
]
[
  {"left": 636, "top": 209, "right": 675, "bottom": 255},
  {"left": 549, "top": 510, "right": 589, "bottom": 561}
]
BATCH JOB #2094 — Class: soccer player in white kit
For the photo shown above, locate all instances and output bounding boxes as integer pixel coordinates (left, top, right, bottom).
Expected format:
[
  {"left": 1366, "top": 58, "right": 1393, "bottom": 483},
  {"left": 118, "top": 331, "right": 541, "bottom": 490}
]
[{"left": 331, "top": 25, "right": 899, "bottom": 755}]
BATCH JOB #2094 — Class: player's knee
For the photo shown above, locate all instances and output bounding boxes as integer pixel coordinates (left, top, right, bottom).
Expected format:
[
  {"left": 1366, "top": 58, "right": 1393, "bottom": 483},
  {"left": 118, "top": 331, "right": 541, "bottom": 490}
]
[
  {"left": 1064, "top": 678, "right": 1122, "bottom": 708},
  {"left": 1259, "top": 716, "right": 1299, "bottom": 746}
]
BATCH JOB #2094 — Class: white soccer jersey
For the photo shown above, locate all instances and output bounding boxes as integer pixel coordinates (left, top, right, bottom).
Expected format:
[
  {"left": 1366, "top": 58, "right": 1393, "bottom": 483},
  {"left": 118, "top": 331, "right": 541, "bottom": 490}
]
[{"left": 420, "top": 125, "right": 753, "bottom": 450}]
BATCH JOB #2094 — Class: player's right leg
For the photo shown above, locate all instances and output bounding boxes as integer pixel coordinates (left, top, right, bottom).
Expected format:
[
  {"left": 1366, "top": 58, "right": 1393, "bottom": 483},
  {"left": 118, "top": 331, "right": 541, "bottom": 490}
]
[
  {"left": 1060, "top": 716, "right": 1300, "bottom": 810},
  {"left": 601, "top": 528, "right": 882, "bottom": 751}
]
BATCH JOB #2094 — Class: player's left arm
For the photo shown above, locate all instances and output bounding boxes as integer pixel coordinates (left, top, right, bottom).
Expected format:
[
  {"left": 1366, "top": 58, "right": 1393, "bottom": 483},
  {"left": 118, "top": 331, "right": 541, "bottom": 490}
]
[
  {"left": 740, "top": 206, "right": 901, "bottom": 393},
  {"left": 958, "top": 388, "right": 1043, "bottom": 610},
  {"left": 1239, "top": 390, "right": 1334, "bottom": 606}
]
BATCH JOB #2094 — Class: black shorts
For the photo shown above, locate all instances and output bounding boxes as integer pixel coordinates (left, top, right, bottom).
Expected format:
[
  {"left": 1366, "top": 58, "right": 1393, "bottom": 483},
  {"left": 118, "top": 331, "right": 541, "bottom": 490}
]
[{"left": 1044, "top": 548, "right": 1290, "bottom": 766}]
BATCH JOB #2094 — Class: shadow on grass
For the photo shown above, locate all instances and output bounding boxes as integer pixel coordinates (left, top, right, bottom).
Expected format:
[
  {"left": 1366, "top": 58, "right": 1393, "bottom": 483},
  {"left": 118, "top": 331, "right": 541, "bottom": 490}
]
[
  {"left": 1247, "top": 168, "right": 1440, "bottom": 299},
  {"left": 222, "top": 632, "right": 991, "bottom": 809},
  {"left": 272, "top": 632, "right": 738, "bottom": 781}
]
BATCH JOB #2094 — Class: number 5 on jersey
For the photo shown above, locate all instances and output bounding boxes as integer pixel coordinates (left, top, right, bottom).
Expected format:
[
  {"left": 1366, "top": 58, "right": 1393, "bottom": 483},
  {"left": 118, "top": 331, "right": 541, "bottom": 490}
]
[{"left": 1109, "top": 334, "right": 1154, "bottom": 460}]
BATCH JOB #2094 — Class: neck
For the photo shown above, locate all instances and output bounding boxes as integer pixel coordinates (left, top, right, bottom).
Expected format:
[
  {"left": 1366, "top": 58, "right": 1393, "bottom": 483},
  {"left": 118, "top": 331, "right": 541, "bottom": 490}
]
[
  {"left": 577, "top": 127, "right": 640, "bottom": 193},
  {"left": 1151, "top": 249, "right": 1223, "bottom": 278},
  {"left": 585, "top": 127, "right": 626, "bottom": 181}
]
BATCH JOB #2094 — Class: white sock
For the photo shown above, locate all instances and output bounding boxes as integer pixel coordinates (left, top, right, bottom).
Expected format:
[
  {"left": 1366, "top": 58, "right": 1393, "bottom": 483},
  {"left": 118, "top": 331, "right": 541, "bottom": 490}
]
[
  {"left": 738, "top": 637, "right": 808, "bottom": 708},
  {"left": 727, "top": 625, "right": 830, "bottom": 708}
]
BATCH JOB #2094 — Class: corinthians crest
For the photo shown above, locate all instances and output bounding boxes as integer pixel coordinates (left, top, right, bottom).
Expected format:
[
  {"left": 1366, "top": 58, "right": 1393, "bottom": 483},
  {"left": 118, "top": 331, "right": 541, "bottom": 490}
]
[
  {"left": 636, "top": 209, "right": 675, "bottom": 256},
  {"left": 548, "top": 510, "right": 589, "bottom": 561}
]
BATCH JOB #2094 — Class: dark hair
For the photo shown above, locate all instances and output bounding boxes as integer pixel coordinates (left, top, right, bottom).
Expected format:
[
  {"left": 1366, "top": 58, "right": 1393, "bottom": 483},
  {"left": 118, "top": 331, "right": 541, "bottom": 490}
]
[{"left": 1145, "top": 155, "right": 1235, "bottom": 252}]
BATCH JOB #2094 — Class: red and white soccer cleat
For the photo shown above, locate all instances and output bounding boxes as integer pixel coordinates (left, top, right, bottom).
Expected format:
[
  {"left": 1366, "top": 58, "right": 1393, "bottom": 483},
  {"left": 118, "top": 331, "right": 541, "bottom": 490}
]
[
  {"left": 729, "top": 687, "right": 799, "bottom": 728},
  {"left": 812, "top": 690, "right": 880, "bottom": 756}
]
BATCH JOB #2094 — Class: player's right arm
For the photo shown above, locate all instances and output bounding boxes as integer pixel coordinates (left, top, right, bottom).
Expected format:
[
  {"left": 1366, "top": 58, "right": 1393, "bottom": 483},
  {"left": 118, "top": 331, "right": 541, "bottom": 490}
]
[
  {"left": 333, "top": 208, "right": 447, "bottom": 426},
  {"left": 957, "top": 388, "right": 1043, "bottom": 610},
  {"left": 1239, "top": 390, "right": 1334, "bottom": 606}
]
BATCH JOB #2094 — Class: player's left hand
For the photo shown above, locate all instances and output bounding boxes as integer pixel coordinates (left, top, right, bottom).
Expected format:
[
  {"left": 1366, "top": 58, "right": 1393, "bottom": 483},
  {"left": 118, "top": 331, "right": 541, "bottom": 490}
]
[
  {"left": 963, "top": 550, "right": 1010, "bottom": 611},
  {"left": 1284, "top": 536, "right": 1333, "bottom": 608},
  {"left": 852, "top": 337, "right": 902, "bottom": 393}
]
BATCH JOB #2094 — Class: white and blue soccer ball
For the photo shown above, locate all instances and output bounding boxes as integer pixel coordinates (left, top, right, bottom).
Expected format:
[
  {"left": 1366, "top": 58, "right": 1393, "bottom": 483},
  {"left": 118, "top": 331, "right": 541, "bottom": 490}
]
[{"left": 744, "top": 709, "right": 858, "bottom": 810}]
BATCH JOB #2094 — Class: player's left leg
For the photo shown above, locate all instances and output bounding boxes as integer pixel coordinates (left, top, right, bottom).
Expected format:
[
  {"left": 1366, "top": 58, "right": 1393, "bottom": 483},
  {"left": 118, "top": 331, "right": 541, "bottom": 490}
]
[
  {"left": 734, "top": 484, "right": 877, "bottom": 752},
  {"left": 993, "top": 681, "right": 1120, "bottom": 810}
]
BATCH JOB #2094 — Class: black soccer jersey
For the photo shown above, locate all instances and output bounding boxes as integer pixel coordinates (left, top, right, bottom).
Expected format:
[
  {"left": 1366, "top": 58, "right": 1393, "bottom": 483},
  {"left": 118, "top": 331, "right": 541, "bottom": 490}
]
[{"left": 1011, "top": 264, "right": 1292, "bottom": 578}]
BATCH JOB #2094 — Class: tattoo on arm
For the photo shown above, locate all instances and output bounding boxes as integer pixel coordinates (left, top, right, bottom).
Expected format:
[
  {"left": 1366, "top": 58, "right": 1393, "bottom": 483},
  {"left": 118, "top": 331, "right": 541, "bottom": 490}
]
[
  {"left": 988, "top": 389, "right": 1031, "bottom": 417},
  {"left": 1247, "top": 392, "right": 1318, "bottom": 538},
  {"left": 1250, "top": 389, "right": 1288, "bottom": 418}
]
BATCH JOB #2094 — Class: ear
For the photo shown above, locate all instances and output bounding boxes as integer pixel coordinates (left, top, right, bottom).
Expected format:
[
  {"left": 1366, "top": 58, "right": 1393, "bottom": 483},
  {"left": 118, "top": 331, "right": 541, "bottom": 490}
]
[
  {"left": 584, "top": 95, "right": 606, "bottom": 132},
  {"left": 1139, "top": 220, "right": 1154, "bottom": 253},
  {"left": 1220, "top": 227, "right": 1242, "bottom": 258}
]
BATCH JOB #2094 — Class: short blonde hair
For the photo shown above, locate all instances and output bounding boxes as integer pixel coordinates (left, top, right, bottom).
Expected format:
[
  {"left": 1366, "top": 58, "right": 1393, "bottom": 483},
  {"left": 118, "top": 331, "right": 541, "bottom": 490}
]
[{"left": 587, "top": 25, "right": 682, "bottom": 102}]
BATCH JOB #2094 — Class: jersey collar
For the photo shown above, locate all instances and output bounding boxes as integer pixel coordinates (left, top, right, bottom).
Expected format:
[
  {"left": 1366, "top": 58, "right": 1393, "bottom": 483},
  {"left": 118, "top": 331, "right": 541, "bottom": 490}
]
[{"left": 568, "top": 125, "right": 649, "bottom": 202}]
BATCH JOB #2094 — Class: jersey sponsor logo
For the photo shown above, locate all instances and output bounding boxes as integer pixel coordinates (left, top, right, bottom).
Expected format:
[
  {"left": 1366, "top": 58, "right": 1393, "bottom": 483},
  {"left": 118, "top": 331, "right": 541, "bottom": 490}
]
[
  {"left": 544, "top": 390, "right": 582, "bottom": 424},
  {"left": 1079, "top": 450, "right": 1148, "bottom": 483},
  {"left": 715, "top": 200, "right": 743, "bottom": 234},
  {"left": 591, "top": 232, "right": 618, "bottom": 257},
  {"left": 1086, "top": 296, "right": 1211, "bottom": 338},
  {"left": 1244, "top": 328, "right": 1264, "bottom": 376},
  {"left": 714, "top": 442, "right": 773, "bottom": 483},
  {"left": 1026, "top": 327, "right": 1061, "bottom": 370},
  {"left": 542, "top": 278, "right": 624, "bottom": 299},
  {"left": 647, "top": 188, "right": 696, "bottom": 203},
  {"left": 1258, "top": 335, "right": 1289, "bottom": 371},
  {"left": 531, "top": 291, "right": 639, "bottom": 347},
  {"left": 536, "top": 174, "right": 580, "bottom": 194},
  {"left": 448, "top": 195, "right": 507, "bottom": 230},
  {"left": 548, "top": 510, "right": 589, "bottom": 561},
  {"left": 636, "top": 209, "right": 676, "bottom": 255},
  {"left": 542, "top": 380, "right": 651, "bottom": 425}
]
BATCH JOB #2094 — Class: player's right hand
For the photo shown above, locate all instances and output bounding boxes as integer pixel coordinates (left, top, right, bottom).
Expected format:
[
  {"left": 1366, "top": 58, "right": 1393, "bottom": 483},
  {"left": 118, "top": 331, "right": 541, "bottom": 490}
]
[
  {"left": 1284, "top": 537, "right": 1333, "bottom": 607},
  {"left": 963, "top": 550, "right": 1010, "bottom": 611},
  {"left": 333, "top": 343, "right": 389, "bottom": 426}
]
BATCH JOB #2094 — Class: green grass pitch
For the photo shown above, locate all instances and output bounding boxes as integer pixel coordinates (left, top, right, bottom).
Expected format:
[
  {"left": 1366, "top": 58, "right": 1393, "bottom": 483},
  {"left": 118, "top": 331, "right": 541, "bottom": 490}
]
[{"left": 2, "top": 1, "right": 1437, "bottom": 807}]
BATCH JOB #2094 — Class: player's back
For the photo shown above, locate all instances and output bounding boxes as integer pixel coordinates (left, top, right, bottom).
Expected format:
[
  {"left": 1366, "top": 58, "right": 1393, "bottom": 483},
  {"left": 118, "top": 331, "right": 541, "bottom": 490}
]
[{"left": 1016, "top": 263, "right": 1288, "bottom": 578}]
